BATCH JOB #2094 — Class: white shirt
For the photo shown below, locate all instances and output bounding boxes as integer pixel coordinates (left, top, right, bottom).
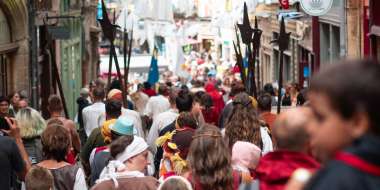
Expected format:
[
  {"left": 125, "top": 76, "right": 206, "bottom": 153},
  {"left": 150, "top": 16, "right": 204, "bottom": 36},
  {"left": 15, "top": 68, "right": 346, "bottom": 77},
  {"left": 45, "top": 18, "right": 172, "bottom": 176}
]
[
  {"left": 132, "top": 92, "right": 149, "bottom": 114},
  {"left": 147, "top": 109, "right": 179, "bottom": 154},
  {"left": 98, "top": 108, "right": 145, "bottom": 138},
  {"left": 82, "top": 102, "right": 106, "bottom": 136},
  {"left": 144, "top": 95, "right": 170, "bottom": 120}
]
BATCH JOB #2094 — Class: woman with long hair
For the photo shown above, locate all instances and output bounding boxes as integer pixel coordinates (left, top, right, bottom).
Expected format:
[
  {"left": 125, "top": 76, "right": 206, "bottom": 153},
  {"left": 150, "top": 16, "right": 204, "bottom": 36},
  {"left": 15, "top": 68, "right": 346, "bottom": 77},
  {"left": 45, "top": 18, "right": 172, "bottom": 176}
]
[
  {"left": 16, "top": 107, "right": 46, "bottom": 164},
  {"left": 224, "top": 92, "right": 273, "bottom": 154},
  {"left": 187, "top": 125, "right": 239, "bottom": 190}
]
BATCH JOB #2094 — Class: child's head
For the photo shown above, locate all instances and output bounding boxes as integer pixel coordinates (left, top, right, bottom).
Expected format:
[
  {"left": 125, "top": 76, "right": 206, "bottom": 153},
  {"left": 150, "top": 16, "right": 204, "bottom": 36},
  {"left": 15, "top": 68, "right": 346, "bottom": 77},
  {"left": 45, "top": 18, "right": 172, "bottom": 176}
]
[
  {"left": 231, "top": 141, "right": 261, "bottom": 170},
  {"left": 158, "top": 176, "right": 193, "bottom": 190},
  {"left": 307, "top": 60, "right": 380, "bottom": 161},
  {"left": 25, "top": 166, "right": 54, "bottom": 190}
]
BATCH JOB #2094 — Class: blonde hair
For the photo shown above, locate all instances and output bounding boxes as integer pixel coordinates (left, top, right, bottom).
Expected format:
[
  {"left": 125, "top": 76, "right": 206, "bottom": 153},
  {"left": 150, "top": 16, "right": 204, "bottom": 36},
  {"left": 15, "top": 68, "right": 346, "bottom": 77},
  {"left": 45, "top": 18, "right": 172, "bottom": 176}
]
[{"left": 16, "top": 107, "right": 46, "bottom": 139}]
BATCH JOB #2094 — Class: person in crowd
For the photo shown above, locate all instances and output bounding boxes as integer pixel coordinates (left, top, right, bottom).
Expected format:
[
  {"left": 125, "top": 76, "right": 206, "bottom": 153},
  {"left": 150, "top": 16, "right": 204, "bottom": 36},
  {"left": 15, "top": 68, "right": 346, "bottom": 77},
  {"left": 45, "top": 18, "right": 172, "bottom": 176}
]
[
  {"left": 147, "top": 90, "right": 179, "bottom": 154},
  {"left": 155, "top": 90, "right": 199, "bottom": 173},
  {"left": 76, "top": 87, "right": 91, "bottom": 143},
  {"left": 82, "top": 87, "right": 105, "bottom": 137},
  {"left": 108, "top": 79, "right": 135, "bottom": 110},
  {"left": 263, "top": 83, "right": 277, "bottom": 106},
  {"left": 37, "top": 124, "right": 87, "bottom": 190},
  {"left": 204, "top": 82, "right": 225, "bottom": 115},
  {"left": 47, "top": 95, "right": 81, "bottom": 161},
  {"left": 103, "top": 89, "right": 144, "bottom": 137},
  {"left": 200, "top": 93, "right": 219, "bottom": 125},
  {"left": 231, "top": 141, "right": 261, "bottom": 184},
  {"left": 156, "top": 112, "right": 197, "bottom": 179},
  {"left": 142, "top": 81, "right": 157, "bottom": 97},
  {"left": 25, "top": 166, "right": 54, "bottom": 190},
  {"left": 18, "top": 98, "right": 29, "bottom": 109},
  {"left": 301, "top": 60, "right": 380, "bottom": 190},
  {"left": 90, "top": 117, "right": 135, "bottom": 186},
  {"left": 255, "top": 107, "right": 320, "bottom": 190},
  {"left": 281, "top": 85, "right": 292, "bottom": 106},
  {"left": 81, "top": 99, "right": 121, "bottom": 175},
  {"left": 16, "top": 107, "right": 46, "bottom": 164},
  {"left": 218, "top": 81, "right": 246, "bottom": 128},
  {"left": 92, "top": 136, "right": 158, "bottom": 190},
  {"left": 190, "top": 80, "right": 205, "bottom": 94},
  {"left": 0, "top": 117, "right": 31, "bottom": 189},
  {"left": 144, "top": 84, "right": 170, "bottom": 121},
  {"left": 130, "top": 83, "right": 149, "bottom": 114},
  {"left": 257, "top": 93, "right": 277, "bottom": 130},
  {"left": 297, "top": 88, "right": 308, "bottom": 106},
  {"left": 0, "top": 96, "right": 10, "bottom": 117},
  {"left": 187, "top": 125, "right": 240, "bottom": 190},
  {"left": 158, "top": 176, "right": 193, "bottom": 190},
  {"left": 9, "top": 91, "right": 21, "bottom": 116},
  {"left": 224, "top": 92, "right": 273, "bottom": 154}
]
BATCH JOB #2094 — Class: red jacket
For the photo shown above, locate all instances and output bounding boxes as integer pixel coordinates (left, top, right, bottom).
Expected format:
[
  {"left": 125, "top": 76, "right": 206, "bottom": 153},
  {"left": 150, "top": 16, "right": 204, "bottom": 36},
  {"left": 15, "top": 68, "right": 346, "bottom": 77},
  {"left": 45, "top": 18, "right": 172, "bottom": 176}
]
[
  {"left": 142, "top": 89, "right": 157, "bottom": 97},
  {"left": 255, "top": 150, "right": 320, "bottom": 190},
  {"left": 204, "top": 83, "right": 225, "bottom": 115}
]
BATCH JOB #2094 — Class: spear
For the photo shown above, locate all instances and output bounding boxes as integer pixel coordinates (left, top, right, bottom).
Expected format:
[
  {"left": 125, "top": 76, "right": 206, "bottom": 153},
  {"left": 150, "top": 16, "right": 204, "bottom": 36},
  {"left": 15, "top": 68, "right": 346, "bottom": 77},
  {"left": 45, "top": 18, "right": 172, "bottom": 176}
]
[
  {"left": 125, "top": 26, "right": 133, "bottom": 88},
  {"left": 98, "top": 0, "right": 127, "bottom": 107},
  {"left": 123, "top": 11, "right": 128, "bottom": 94},
  {"left": 237, "top": 2, "right": 257, "bottom": 98},
  {"left": 252, "top": 17, "right": 262, "bottom": 92},
  {"left": 271, "top": 17, "right": 290, "bottom": 114}
]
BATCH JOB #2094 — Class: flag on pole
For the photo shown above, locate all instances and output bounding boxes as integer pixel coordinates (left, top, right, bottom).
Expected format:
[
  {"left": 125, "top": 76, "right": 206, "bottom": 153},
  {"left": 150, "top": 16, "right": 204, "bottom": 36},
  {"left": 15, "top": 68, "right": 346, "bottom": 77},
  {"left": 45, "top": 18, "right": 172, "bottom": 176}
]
[{"left": 148, "top": 48, "right": 159, "bottom": 85}]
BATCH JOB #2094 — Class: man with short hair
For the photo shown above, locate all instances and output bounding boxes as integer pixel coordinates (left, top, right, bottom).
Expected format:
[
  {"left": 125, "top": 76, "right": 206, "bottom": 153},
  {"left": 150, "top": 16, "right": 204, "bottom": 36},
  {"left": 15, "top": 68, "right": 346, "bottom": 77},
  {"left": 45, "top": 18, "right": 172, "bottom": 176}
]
[
  {"left": 144, "top": 84, "right": 170, "bottom": 121},
  {"left": 154, "top": 89, "right": 196, "bottom": 172},
  {"left": 81, "top": 99, "right": 122, "bottom": 176},
  {"left": 146, "top": 90, "right": 178, "bottom": 154},
  {"left": 258, "top": 93, "right": 277, "bottom": 130},
  {"left": 48, "top": 95, "right": 81, "bottom": 154},
  {"left": 82, "top": 87, "right": 106, "bottom": 137},
  {"left": 255, "top": 108, "right": 320, "bottom": 190}
]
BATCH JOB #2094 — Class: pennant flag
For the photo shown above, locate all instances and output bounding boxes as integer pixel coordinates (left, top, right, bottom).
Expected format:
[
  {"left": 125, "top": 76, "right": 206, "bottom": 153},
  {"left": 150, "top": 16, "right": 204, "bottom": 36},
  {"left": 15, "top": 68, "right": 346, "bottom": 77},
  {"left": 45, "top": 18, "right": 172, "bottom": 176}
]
[
  {"left": 148, "top": 48, "right": 159, "bottom": 85},
  {"left": 279, "top": 0, "right": 289, "bottom": 9}
]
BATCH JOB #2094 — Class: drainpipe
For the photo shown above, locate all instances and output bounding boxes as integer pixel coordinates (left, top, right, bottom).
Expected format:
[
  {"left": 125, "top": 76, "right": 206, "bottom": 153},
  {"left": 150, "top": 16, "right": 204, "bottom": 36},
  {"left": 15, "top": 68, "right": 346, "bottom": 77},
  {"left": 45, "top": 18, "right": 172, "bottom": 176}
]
[
  {"left": 28, "top": 0, "right": 39, "bottom": 109},
  {"left": 340, "top": 0, "right": 347, "bottom": 58}
]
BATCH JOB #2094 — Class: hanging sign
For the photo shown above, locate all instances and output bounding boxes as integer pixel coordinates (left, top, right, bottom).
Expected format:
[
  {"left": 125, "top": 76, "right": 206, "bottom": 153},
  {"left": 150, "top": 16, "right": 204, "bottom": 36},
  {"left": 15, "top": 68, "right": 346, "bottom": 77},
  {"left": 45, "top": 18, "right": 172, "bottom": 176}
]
[{"left": 300, "top": 0, "right": 333, "bottom": 16}]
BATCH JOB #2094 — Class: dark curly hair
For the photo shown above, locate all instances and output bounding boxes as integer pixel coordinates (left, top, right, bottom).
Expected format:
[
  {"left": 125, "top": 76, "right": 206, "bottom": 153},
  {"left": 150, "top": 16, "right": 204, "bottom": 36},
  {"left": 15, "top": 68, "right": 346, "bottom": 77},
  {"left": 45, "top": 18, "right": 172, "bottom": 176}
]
[
  {"left": 224, "top": 92, "right": 262, "bottom": 149},
  {"left": 188, "top": 125, "right": 234, "bottom": 190}
]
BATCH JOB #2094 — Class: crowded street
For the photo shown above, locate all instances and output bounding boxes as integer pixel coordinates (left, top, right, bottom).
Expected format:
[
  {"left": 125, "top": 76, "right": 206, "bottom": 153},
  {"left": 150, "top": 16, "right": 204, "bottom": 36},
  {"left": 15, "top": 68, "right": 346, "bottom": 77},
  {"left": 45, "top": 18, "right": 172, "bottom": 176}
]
[{"left": 0, "top": 0, "right": 379, "bottom": 190}]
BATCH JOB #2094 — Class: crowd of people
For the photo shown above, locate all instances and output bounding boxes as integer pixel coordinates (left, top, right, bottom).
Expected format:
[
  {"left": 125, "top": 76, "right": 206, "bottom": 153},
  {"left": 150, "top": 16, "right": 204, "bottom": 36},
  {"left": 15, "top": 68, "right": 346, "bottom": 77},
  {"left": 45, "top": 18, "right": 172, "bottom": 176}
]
[{"left": 0, "top": 59, "right": 379, "bottom": 190}]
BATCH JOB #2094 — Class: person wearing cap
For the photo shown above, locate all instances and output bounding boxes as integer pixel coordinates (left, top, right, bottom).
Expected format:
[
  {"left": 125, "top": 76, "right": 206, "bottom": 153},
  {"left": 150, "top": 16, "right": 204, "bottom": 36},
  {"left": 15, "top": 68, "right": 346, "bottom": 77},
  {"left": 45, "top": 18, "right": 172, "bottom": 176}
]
[
  {"left": 81, "top": 99, "right": 122, "bottom": 176},
  {"left": 99, "top": 89, "right": 144, "bottom": 138},
  {"left": 92, "top": 136, "right": 158, "bottom": 190},
  {"left": 89, "top": 117, "right": 135, "bottom": 186}
]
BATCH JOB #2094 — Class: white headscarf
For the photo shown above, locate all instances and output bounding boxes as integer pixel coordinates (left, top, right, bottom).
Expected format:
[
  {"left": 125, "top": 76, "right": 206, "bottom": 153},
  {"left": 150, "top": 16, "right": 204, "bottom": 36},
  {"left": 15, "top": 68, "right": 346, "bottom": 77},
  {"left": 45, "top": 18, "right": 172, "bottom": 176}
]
[{"left": 97, "top": 136, "right": 148, "bottom": 188}]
